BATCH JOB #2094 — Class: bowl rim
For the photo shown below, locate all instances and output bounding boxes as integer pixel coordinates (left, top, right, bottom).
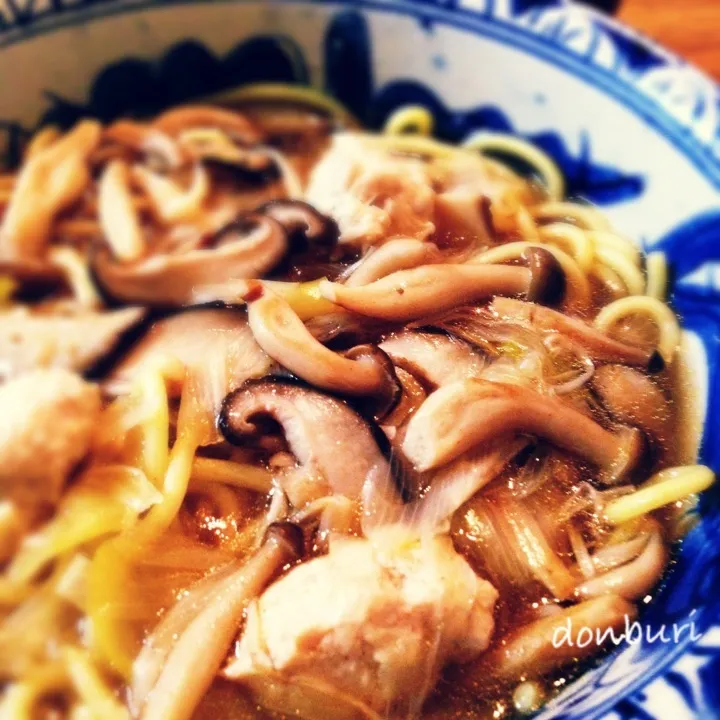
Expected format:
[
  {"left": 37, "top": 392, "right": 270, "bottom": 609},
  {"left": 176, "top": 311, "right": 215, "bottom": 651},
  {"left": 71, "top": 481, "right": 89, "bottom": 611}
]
[
  {"left": 1, "top": 1, "right": 717, "bottom": 717},
  {"left": 1, "top": 0, "right": 718, "bottom": 190}
]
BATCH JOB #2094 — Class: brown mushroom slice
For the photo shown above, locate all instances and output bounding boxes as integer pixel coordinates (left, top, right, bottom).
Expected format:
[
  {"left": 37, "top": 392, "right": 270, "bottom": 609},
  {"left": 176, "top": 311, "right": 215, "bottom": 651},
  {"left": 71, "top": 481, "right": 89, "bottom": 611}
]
[
  {"left": 380, "top": 331, "right": 486, "bottom": 388},
  {"left": 343, "top": 238, "right": 441, "bottom": 287},
  {"left": 132, "top": 522, "right": 303, "bottom": 720},
  {"left": 0, "top": 120, "right": 102, "bottom": 261},
  {"left": 245, "top": 284, "right": 396, "bottom": 400},
  {"left": 258, "top": 199, "right": 337, "bottom": 248},
  {"left": 320, "top": 265, "right": 529, "bottom": 322},
  {"left": 0, "top": 306, "right": 145, "bottom": 380},
  {"left": 152, "top": 105, "right": 262, "bottom": 144},
  {"left": 492, "top": 297, "right": 662, "bottom": 371},
  {"left": 107, "top": 307, "right": 272, "bottom": 396},
  {"left": 219, "top": 379, "right": 399, "bottom": 509},
  {"left": 576, "top": 528, "right": 667, "bottom": 601},
  {"left": 461, "top": 595, "right": 637, "bottom": 687},
  {"left": 592, "top": 364, "right": 672, "bottom": 447},
  {"left": 402, "top": 379, "right": 644, "bottom": 484},
  {"left": 92, "top": 215, "right": 288, "bottom": 306}
]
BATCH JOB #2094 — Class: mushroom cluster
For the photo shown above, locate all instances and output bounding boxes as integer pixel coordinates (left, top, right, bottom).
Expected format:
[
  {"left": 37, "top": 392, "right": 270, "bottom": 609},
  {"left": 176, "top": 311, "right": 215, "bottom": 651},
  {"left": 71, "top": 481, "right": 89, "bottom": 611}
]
[{"left": 0, "top": 102, "right": 697, "bottom": 720}]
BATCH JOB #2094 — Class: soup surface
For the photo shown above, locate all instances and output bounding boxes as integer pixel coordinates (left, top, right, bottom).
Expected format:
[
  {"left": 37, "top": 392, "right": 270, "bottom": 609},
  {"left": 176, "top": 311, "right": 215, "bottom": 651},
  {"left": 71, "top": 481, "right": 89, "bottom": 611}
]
[{"left": 0, "top": 86, "right": 713, "bottom": 720}]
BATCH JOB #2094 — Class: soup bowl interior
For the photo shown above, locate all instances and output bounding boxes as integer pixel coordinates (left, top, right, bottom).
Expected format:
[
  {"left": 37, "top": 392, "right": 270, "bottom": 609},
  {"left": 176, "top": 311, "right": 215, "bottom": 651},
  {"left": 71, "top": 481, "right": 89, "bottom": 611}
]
[{"left": 1, "top": 1, "right": 719, "bottom": 717}]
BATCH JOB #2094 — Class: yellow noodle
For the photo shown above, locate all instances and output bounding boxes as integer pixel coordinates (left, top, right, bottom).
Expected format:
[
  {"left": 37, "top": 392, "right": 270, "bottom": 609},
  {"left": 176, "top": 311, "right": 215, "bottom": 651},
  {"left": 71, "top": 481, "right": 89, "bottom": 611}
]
[
  {"left": 594, "top": 245, "right": 645, "bottom": 295},
  {"left": 0, "top": 274, "right": 17, "bottom": 305},
  {"left": 589, "top": 230, "right": 641, "bottom": 265},
  {"left": 594, "top": 295, "right": 681, "bottom": 362},
  {"left": 136, "top": 369, "right": 170, "bottom": 488},
  {"left": 462, "top": 130, "right": 565, "bottom": 200},
  {"left": 591, "top": 263, "right": 628, "bottom": 300},
  {"left": 605, "top": 466, "right": 715, "bottom": 525},
  {"left": 6, "top": 465, "right": 162, "bottom": 585},
  {"left": 207, "top": 82, "right": 358, "bottom": 126},
  {"left": 470, "top": 241, "right": 592, "bottom": 310},
  {"left": 539, "top": 223, "right": 594, "bottom": 272},
  {"left": 383, "top": 105, "right": 434, "bottom": 136},
  {"left": 645, "top": 251, "right": 668, "bottom": 300},
  {"left": 264, "top": 278, "right": 340, "bottom": 319},
  {"left": 532, "top": 202, "right": 611, "bottom": 231},
  {"left": 64, "top": 647, "right": 130, "bottom": 720},
  {"left": 49, "top": 246, "right": 102, "bottom": 309},
  {"left": 190, "top": 457, "right": 274, "bottom": 494},
  {"left": 0, "top": 663, "right": 68, "bottom": 720}
]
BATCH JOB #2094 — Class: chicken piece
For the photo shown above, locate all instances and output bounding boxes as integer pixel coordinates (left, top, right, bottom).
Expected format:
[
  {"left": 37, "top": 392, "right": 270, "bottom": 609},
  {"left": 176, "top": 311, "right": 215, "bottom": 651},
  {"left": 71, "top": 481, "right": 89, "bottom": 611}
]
[
  {"left": 0, "top": 369, "right": 101, "bottom": 511},
  {"left": 225, "top": 528, "right": 498, "bottom": 719},
  {"left": 305, "top": 134, "right": 523, "bottom": 250},
  {"left": 305, "top": 134, "right": 436, "bottom": 247},
  {"left": 0, "top": 306, "right": 145, "bottom": 380}
]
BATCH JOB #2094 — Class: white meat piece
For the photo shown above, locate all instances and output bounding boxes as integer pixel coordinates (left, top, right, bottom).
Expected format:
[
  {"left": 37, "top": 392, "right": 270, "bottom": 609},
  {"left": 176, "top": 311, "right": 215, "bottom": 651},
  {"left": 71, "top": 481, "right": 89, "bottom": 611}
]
[
  {"left": 225, "top": 528, "right": 497, "bottom": 719},
  {"left": 0, "top": 369, "right": 101, "bottom": 510},
  {"left": 305, "top": 134, "right": 436, "bottom": 247},
  {"left": 0, "top": 306, "right": 144, "bottom": 380}
]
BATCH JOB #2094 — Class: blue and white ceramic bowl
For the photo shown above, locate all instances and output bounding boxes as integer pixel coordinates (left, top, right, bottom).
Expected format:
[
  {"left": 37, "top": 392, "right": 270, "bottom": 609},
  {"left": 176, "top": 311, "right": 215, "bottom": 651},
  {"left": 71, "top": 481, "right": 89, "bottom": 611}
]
[{"left": 1, "top": 1, "right": 718, "bottom": 718}]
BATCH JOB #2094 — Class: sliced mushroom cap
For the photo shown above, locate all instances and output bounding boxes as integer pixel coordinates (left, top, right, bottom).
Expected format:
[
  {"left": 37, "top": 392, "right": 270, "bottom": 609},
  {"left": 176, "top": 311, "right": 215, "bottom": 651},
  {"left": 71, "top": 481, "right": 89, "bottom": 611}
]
[
  {"left": 524, "top": 247, "right": 566, "bottom": 306},
  {"left": 380, "top": 331, "right": 486, "bottom": 388},
  {"left": 491, "top": 297, "right": 663, "bottom": 371},
  {"left": 319, "top": 264, "right": 538, "bottom": 322},
  {"left": 107, "top": 306, "right": 272, "bottom": 396},
  {"left": 402, "top": 379, "right": 645, "bottom": 484},
  {"left": 244, "top": 284, "right": 399, "bottom": 410},
  {"left": 219, "top": 379, "right": 400, "bottom": 509},
  {"left": 257, "top": 200, "right": 337, "bottom": 249},
  {"left": 0, "top": 306, "right": 145, "bottom": 381},
  {"left": 91, "top": 214, "right": 288, "bottom": 306}
]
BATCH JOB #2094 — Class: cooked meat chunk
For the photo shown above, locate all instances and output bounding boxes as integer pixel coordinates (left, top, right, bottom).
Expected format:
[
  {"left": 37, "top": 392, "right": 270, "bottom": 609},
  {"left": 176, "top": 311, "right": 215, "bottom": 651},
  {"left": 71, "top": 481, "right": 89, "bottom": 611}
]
[
  {"left": 0, "top": 369, "right": 101, "bottom": 510},
  {"left": 225, "top": 528, "right": 497, "bottom": 719},
  {"left": 0, "top": 306, "right": 144, "bottom": 380},
  {"left": 305, "top": 134, "right": 436, "bottom": 247}
]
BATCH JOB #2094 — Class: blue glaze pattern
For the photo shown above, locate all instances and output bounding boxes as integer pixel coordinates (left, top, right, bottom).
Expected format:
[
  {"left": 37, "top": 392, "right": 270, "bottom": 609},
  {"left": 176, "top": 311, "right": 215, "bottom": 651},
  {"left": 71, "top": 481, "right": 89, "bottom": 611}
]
[{"left": 0, "top": 2, "right": 718, "bottom": 719}]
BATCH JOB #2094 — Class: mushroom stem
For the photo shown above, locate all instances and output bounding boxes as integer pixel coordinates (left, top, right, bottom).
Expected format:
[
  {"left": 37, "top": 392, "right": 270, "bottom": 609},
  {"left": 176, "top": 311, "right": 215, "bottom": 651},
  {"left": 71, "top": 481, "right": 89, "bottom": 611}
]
[
  {"left": 461, "top": 595, "right": 637, "bottom": 686},
  {"left": 344, "top": 239, "right": 441, "bottom": 287},
  {"left": 319, "top": 264, "right": 533, "bottom": 322},
  {"left": 245, "top": 284, "right": 395, "bottom": 398},
  {"left": 402, "top": 380, "right": 644, "bottom": 484},
  {"left": 491, "top": 297, "right": 662, "bottom": 371},
  {"left": 576, "top": 530, "right": 667, "bottom": 601},
  {"left": 133, "top": 522, "right": 302, "bottom": 720},
  {"left": 0, "top": 121, "right": 102, "bottom": 261}
]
